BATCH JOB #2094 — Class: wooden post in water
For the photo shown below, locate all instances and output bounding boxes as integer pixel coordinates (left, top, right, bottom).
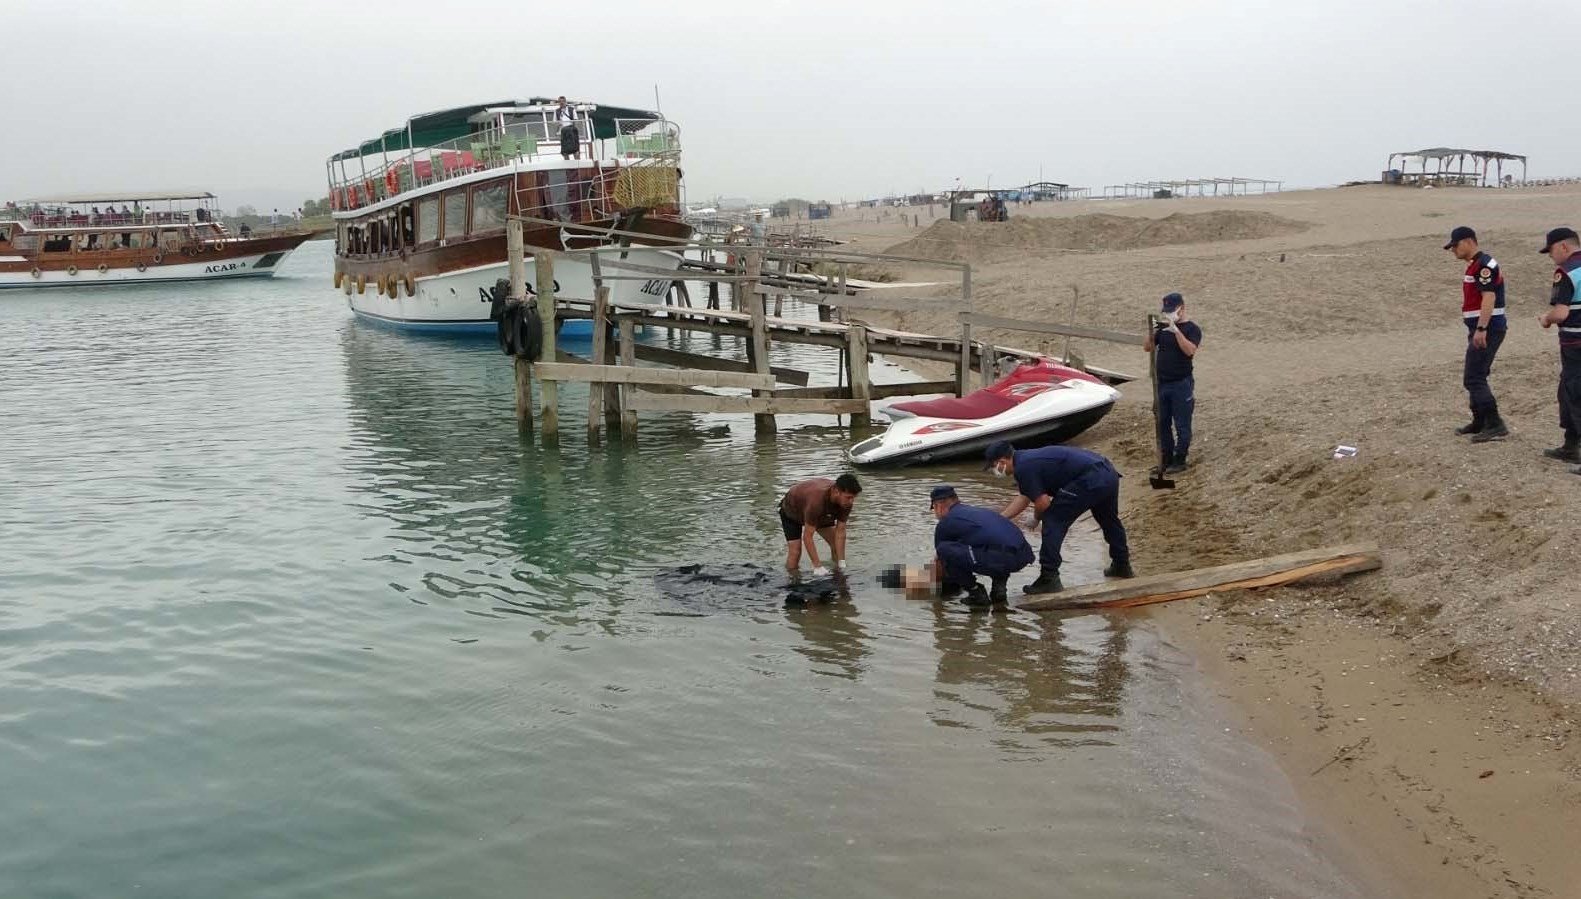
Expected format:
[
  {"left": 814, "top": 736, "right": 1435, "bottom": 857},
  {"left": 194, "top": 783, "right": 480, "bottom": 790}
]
[
  {"left": 774, "top": 254, "right": 788, "bottom": 317},
  {"left": 508, "top": 220, "right": 532, "bottom": 429},
  {"left": 742, "top": 249, "right": 774, "bottom": 434},
  {"left": 846, "top": 322, "right": 871, "bottom": 428},
  {"left": 618, "top": 317, "right": 638, "bottom": 438},
  {"left": 957, "top": 266, "right": 973, "bottom": 396},
  {"left": 587, "top": 253, "right": 609, "bottom": 437},
  {"left": 534, "top": 251, "right": 559, "bottom": 438}
]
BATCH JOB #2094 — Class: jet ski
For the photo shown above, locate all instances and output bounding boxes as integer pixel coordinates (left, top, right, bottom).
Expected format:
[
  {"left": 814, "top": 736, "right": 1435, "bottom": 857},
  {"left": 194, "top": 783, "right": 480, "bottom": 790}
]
[{"left": 847, "top": 360, "right": 1120, "bottom": 467}]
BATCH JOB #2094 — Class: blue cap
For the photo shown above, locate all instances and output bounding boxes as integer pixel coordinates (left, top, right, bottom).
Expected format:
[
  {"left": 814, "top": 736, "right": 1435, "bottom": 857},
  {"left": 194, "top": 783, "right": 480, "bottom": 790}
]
[
  {"left": 1161, "top": 292, "right": 1184, "bottom": 312},
  {"left": 983, "top": 440, "right": 1014, "bottom": 469},
  {"left": 928, "top": 484, "right": 957, "bottom": 505},
  {"left": 1444, "top": 225, "right": 1476, "bottom": 250}
]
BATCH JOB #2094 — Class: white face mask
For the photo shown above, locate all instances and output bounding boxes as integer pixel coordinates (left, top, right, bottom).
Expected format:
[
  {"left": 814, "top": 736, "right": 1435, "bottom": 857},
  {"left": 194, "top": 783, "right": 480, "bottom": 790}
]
[
  {"left": 990, "top": 464, "right": 1009, "bottom": 478},
  {"left": 1162, "top": 310, "right": 1180, "bottom": 323}
]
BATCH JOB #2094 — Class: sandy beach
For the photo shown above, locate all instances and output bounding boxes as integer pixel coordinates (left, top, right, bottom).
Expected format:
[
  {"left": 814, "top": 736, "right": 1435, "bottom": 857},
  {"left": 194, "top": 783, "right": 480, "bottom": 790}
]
[{"left": 822, "top": 184, "right": 1581, "bottom": 898}]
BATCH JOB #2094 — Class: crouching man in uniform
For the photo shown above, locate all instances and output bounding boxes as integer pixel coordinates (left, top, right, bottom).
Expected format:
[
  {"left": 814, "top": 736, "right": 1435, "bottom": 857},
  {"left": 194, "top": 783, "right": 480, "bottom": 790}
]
[{"left": 929, "top": 484, "right": 1035, "bottom": 607}]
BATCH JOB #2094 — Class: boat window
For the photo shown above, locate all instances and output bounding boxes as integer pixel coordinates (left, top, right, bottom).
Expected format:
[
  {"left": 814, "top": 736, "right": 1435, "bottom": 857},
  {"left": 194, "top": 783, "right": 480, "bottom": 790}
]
[
  {"left": 159, "top": 229, "right": 185, "bottom": 251},
  {"left": 470, "top": 181, "right": 508, "bottom": 234},
  {"left": 417, "top": 197, "right": 440, "bottom": 244},
  {"left": 77, "top": 233, "right": 104, "bottom": 251},
  {"left": 400, "top": 205, "right": 415, "bottom": 247},
  {"left": 0, "top": 224, "right": 10, "bottom": 245},
  {"left": 442, "top": 190, "right": 466, "bottom": 241},
  {"left": 43, "top": 233, "right": 72, "bottom": 252},
  {"left": 129, "top": 231, "right": 154, "bottom": 250}
]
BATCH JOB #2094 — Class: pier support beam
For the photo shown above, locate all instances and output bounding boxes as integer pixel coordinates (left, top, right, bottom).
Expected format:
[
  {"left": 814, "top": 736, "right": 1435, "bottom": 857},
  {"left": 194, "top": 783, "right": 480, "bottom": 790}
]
[
  {"left": 846, "top": 322, "right": 871, "bottom": 428},
  {"left": 957, "top": 266, "right": 973, "bottom": 396},
  {"left": 535, "top": 252, "right": 559, "bottom": 439},
  {"left": 618, "top": 317, "right": 638, "bottom": 438},
  {"left": 587, "top": 254, "right": 609, "bottom": 438},
  {"left": 742, "top": 250, "right": 775, "bottom": 434},
  {"left": 508, "top": 221, "right": 532, "bottom": 430}
]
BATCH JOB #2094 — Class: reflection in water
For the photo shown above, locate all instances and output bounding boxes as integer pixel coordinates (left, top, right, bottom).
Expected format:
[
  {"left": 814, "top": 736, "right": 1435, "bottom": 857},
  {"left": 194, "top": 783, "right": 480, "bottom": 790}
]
[
  {"left": 928, "top": 605, "right": 1128, "bottom": 753},
  {"left": 781, "top": 576, "right": 871, "bottom": 680}
]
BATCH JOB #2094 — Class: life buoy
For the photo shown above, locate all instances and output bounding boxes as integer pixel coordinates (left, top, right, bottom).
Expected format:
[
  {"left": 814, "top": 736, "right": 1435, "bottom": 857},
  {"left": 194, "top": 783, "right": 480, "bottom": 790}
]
[
  {"left": 333, "top": 270, "right": 343, "bottom": 289},
  {"left": 152, "top": 252, "right": 164, "bottom": 264},
  {"left": 96, "top": 264, "right": 108, "bottom": 274},
  {"left": 67, "top": 265, "right": 78, "bottom": 276},
  {"left": 385, "top": 169, "right": 399, "bottom": 196},
  {"left": 29, "top": 267, "right": 41, "bottom": 279},
  {"left": 137, "top": 262, "right": 148, "bottom": 273},
  {"left": 356, "top": 274, "right": 367, "bottom": 295},
  {"left": 403, "top": 273, "right": 416, "bottom": 297}
]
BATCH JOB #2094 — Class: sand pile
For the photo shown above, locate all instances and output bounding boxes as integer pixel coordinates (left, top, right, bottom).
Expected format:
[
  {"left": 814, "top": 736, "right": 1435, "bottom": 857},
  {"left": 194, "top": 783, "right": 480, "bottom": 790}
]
[{"left": 884, "top": 210, "right": 1310, "bottom": 263}]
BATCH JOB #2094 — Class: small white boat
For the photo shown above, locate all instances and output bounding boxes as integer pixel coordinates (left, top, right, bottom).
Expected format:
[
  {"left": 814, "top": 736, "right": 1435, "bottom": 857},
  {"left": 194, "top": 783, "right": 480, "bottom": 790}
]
[{"left": 848, "top": 360, "right": 1120, "bottom": 467}]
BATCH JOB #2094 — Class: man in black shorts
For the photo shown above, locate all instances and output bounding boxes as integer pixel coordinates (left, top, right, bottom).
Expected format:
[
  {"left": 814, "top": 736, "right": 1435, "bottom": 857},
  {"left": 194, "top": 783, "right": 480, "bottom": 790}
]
[{"left": 778, "top": 474, "right": 861, "bottom": 575}]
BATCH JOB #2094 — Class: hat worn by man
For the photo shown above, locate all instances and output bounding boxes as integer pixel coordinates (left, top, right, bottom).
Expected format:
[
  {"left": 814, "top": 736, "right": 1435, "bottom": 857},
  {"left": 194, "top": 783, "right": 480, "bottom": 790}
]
[
  {"left": 928, "top": 485, "right": 958, "bottom": 505},
  {"left": 1161, "top": 292, "right": 1184, "bottom": 311},
  {"left": 982, "top": 440, "right": 1014, "bottom": 470},
  {"left": 1444, "top": 225, "right": 1476, "bottom": 250},
  {"left": 1539, "top": 227, "right": 1580, "bottom": 254}
]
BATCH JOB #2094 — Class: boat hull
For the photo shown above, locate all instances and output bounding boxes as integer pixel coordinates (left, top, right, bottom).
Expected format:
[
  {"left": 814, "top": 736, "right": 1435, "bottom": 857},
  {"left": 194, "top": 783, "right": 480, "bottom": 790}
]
[
  {"left": 344, "top": 249, "right": 684, "bottom": 336},
  {"left": 0, "top": 236, "right": 311, "bottom": 290}
]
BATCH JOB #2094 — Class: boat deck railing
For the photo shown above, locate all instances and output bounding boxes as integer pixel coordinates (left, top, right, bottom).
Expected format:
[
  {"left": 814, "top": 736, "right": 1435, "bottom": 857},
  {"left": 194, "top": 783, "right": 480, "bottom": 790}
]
[
  {"left": 0, "top": 209, "right": 211, "bottom": 228},
  {"left": 328, "top": 118, "right": 680, "bottom": 214}
]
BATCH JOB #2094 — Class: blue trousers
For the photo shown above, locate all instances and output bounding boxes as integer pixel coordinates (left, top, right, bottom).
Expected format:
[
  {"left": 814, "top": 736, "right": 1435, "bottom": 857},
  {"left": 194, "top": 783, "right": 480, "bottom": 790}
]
[
  {"left": 1039, "top": 463, "right": 1129, "bottom": 574},
  {"left": 936, "top": 541, "right": 1033, "bottom": 589},
  {"left": 1463, "top": 327, "right": 1505, "bottom": 417},
  {"left": 1157, "top": 376, "right": 1194, "bottom": 463}
]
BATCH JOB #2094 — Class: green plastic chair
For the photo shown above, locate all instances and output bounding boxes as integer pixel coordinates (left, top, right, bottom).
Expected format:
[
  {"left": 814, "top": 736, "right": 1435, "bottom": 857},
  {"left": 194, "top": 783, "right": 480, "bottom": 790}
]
[
  {"left": 520, "top": 135, "right": 538, "bottom": 156},
  {"left": 498, "top": 135, "right": 517, "bottom": 159}
]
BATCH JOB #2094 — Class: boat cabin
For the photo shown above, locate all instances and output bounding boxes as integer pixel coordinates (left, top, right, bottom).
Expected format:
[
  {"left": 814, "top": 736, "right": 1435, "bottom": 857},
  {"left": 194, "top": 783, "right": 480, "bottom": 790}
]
[{"left": 0, "top": 192, "right": 239, "bottom": 256}]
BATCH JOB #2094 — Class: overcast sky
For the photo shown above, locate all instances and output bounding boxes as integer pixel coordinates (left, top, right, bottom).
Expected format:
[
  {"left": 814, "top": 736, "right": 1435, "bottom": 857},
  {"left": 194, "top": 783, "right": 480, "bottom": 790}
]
[{"left": 2, "top": 0, "right": 1572, "bottom": 208}]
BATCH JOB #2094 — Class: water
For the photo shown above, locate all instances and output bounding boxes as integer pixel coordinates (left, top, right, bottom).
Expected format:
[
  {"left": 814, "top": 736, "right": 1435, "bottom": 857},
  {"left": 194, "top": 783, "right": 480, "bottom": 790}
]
[{"left": 0, "top": 241, "right": 1363, "bottom": 898}]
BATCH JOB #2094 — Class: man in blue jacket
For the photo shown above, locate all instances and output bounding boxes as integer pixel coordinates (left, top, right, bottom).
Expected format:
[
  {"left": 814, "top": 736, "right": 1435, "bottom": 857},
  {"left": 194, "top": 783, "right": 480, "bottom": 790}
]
[
  {"left": 930, "top": 484, "right": 1035, "bottom": 607},
  {"left": 984, "top": 441, "right": 1133, "bottom": 595}
]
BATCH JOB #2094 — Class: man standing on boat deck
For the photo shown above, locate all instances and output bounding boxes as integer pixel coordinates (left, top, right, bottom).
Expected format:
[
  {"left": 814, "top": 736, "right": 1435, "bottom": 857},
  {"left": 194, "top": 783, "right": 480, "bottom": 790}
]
[
  {"left": 930, "top": 484, "right": 1034, "bottom": 607},
  {"left": 1444, "top": 226, "right": 1510, "bottom": 441},
  {"left": 1142, "top": 292, "right": 1202, "bottom": 472},
  {"left": 1536, "top": 227, "right": 1581, "bottom": 470},
  {"left": 779, "top": 474, "right": 862, "bottom": 576},
  {"left": 555, "top": 96, "right": 580, "bottom": 160},
  {"left": 984, "top": 441, "right": 1132, "bottom": 595}
]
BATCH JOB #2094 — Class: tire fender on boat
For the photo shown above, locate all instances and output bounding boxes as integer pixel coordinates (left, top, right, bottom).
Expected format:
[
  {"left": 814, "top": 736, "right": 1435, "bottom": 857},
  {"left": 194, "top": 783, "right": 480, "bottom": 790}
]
[
  {"left": 333, "top": 270, "right": 343, "bottom": 290},
  {"left": 137, "top": 262, "right": 148, "bottom": 273},
  {"left": 29, "top": 267, "right": 41, "bottom": 279},
  {"left": 356, "top": 274, "right": 367, "bottom": 295},
  {"left": 96, "top": 264, "right": 108, "bottom": 274},
  {"left": 152, "top": 252, "right": 164, "bottom": 265},
  {"left": 385, "top": 274, "right": 399, "bottom": 298},
  {"left": 67, "top": 265, "right": 78, "bottom": 276},
  {"left": 403, "top": 273, "right": 416, "bottom": 297}
]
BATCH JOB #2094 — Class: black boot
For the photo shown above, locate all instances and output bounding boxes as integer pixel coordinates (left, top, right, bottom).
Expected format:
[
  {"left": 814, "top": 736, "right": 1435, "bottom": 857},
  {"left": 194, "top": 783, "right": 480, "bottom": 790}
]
[
  {"left": 1104, "top": 560, "right": 1135, "bottom": 578},
  {"left": 1022, "top": 571, "right": 1063, "bottom": 595},
  {"left": 1164, "top": 455, "right": 1188, "bottom": 474},
  {"left": 989, "top": 576, "right": 1008, "bottom": 605},
  {"left": 1455, "top": 413, "right": 1485, "bottom": 436},
  {"left": 1471, "top": 414, "right": 1509, "bottom": 443},
  {"left": 961, "top": 583, "right": 991, "bottom": 608},
  {"left": 1543, "top": 440, "right": 1581, "bottom": 463}
]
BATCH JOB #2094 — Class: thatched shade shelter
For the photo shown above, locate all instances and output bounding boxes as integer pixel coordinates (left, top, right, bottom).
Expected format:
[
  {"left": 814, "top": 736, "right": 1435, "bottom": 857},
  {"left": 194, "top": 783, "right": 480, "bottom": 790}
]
[{"left": 1386, "top": 148, "right": 1526, "bottom": 187}]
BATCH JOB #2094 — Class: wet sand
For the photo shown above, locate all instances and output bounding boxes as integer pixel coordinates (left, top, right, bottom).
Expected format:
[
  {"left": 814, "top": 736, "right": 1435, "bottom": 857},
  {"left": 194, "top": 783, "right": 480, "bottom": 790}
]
[{"left": 818, "top": 184, "right": 1581, "bottom": 897}]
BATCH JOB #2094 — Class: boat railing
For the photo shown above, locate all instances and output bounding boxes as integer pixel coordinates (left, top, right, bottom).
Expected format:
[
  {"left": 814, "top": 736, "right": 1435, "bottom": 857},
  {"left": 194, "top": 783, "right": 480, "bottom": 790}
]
[
  {"left": 0, "top": 209, "right": 201, "bottom": 228},
  {"left": 327, "top": 118, "right": 681, "bottom": 214}
]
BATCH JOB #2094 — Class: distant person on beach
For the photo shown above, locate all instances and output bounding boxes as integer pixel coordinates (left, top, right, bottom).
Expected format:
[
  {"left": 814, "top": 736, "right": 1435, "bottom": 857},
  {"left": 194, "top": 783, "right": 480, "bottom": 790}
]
[
  {"left": 1142, "top": 292, "right": 1202, "bottom": 471},
  {"left": 984, "top": 442, "right": 1132, "bottom": 595},
  {"left": 778, "top": 474, "right": 861, "bottom": 575},
  {"left": 1444, "top": 226, "right": 1509, "bottom": 441},
  {"left": 555, "top": 96, "right": 580, "bottom": 160},
  {"left": 1536, "top": 227, "right": 1581, "bottom": 469},
  {"left": 929, "top": 484, "right": 1034, "bottom": 607}
]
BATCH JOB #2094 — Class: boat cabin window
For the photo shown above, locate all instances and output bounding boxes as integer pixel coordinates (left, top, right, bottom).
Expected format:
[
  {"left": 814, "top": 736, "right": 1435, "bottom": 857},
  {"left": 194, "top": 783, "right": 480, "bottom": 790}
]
[
  {"left": 159, "top": 229, "right": 186, "bottom": 251},
  {"left": 442, "top": 190, "right": 466, "bottom": 241},
  {"left": 417, "top": 197, "right": 439, "bottom": 245},
  {"left": 0, "top": 224, "right": 11, "bottom": 245},
  {"left": 77, "top": 233, "right": 104, "bottom": 252},
  {"left": 470, "top": 181, "right": 508, "bottom": 234},
  {"left": 400, "top": 205, "right": 415, "bottom": 247},
  {"left": 43, "top": 233, "right": 72, "bottom": 252}
]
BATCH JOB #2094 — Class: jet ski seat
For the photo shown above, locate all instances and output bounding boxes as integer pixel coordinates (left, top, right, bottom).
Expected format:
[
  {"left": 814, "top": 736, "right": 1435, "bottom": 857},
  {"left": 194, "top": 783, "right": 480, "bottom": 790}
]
[{"left": 889, "top": 390, "right": 1019, "bottom": 420}]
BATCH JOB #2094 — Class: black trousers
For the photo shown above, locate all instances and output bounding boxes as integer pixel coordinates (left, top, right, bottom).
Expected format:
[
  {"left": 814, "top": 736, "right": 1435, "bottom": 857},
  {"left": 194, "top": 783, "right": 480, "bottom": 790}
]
[
  {"left": 1463, "top": 327, "right": 1505, "bottom": 417},
  {"left": 1560, "top": 345, "right": 1581, "bottom": 441}
]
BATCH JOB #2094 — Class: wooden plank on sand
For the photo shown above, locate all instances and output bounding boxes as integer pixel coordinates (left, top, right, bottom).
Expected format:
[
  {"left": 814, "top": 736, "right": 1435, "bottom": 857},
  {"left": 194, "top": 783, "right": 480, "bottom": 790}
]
[{"left": 1015, "top": 542, "right": 1380, "bottom": 612}]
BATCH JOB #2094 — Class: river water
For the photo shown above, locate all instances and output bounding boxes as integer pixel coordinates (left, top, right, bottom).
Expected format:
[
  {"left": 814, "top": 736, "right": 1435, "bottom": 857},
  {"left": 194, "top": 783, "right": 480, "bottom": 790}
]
[{"left": 0, "top": 241, "right": 1364, "bottom": 898}]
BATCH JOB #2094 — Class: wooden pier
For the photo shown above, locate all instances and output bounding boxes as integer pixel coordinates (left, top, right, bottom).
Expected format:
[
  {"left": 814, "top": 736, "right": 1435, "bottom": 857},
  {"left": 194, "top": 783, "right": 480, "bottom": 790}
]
[{"left": 500, "top": 217, "right": 1141, "bottom": 440}]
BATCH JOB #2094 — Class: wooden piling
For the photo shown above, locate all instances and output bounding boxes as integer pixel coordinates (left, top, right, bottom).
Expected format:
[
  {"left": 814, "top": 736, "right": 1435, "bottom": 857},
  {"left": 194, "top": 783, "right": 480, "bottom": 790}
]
[
  {"left": 846, "top": 322, "right": 871, "bottom": 428},
  {"left": 957, "top": 266, "right": 973, "bottom": 396},
  {"left": 587, "top": 254, "right": 609, "bottom": 437},
  {"left": 741, "top": 250, "right": 774, "bottom": 433},
  {"left": 981, "top": 344, "right": 996, "bottom": 388},
  {"left": 618, "top": 317, "right": 638, "bottom": 437},
  {"left": 508, "top": 221, "right": 532, "bottom": 429},
  {"left": 535, "top": 252, "right": 559, "bottom": 438}
]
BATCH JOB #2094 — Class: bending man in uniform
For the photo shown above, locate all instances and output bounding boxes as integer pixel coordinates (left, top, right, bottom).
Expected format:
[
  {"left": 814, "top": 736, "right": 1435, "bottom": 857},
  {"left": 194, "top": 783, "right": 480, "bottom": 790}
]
[
  {"left": 779, "top": 474, "right": 862, "bottom": 575},
  {"left": 929, "top": 484, "right": 1035, "bottom": 607},
  {"left": 984, "top": 441, "right": 1133, "bottom": 595},
  {"left": 1536, "top": 227, "right": 1581, "bottom": 471}
]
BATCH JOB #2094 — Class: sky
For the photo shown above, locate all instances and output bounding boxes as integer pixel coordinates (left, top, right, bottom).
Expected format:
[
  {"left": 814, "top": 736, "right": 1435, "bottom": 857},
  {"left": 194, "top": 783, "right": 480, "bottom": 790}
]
[{"left": 2, "top": 0, "right": 1573, "bottom": 209}]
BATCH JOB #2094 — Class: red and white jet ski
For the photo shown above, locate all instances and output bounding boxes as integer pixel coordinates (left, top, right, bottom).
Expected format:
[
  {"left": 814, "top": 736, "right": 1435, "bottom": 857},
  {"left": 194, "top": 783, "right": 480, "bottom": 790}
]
[{"left": 847, "top": 360, "right": 1120, "bottom": 467}]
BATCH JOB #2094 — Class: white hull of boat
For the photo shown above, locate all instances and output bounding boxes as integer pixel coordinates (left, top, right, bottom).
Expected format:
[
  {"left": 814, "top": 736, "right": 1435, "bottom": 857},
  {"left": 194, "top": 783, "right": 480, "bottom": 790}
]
[
  {"left": 344, "top": 249, "right": 684, "bottom": 334},
  {"left": 0, "top": 251, "right": 299, "bottom": 290}
]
